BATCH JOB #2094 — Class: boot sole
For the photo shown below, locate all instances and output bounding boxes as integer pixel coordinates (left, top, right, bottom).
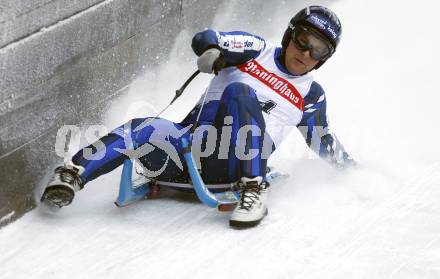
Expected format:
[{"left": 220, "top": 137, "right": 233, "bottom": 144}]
[
  {"left": 40, "top": 185, "right": 75, "bottom": 208},
  {"left": 229, "top": 208, "right": 268, "bottom": 229}
]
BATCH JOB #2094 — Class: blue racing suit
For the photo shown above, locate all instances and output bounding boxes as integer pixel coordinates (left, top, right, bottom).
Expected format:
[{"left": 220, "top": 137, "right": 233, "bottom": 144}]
[{"left": 71, "top": 29, "right": 354, "bottom": 188}]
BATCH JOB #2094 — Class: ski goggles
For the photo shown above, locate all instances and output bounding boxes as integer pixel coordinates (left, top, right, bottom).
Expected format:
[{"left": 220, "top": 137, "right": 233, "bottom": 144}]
[{"left": 291, "top": 26, "right": 334, "bottom": 61}]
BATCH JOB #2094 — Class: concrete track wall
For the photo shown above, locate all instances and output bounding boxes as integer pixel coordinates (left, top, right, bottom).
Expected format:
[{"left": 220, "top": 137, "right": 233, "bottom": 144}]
[{"left": 0, "top": 0, "right": 219, "bottom": 227}]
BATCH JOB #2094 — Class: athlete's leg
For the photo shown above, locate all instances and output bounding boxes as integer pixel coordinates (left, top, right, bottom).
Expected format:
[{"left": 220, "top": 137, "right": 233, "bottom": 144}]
[
  {"left": 72, "top": 118, "right": 190, "bottom": 184},
  {"left": 196, "top": 82, "right": 275, "bottom": 228},
  {"left": 198, "top": 82, "right": 275, "bottom": 183},
  {"left": 41, "top": 118, "right": 190, "bottom": 207}
]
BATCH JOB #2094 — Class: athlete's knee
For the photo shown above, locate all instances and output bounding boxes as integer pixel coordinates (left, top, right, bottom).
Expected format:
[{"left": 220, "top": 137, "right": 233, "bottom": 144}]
[
  {"left": 223, "top": 82, "right": 257, "bottom": 99},
  {"left": 223, "top": 83, "right": 265, "bottom": 129}
]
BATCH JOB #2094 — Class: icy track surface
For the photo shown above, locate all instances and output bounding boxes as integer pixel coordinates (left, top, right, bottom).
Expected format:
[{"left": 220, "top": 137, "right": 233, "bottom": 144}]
[{"left": 2, "top": 1, "right": 440, "bottom": 278}]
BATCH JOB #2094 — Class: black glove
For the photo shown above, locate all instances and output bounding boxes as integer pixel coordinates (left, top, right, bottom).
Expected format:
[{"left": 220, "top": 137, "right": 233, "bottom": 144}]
[{"left": 197, "top": 48, "right": 226, "bottom": 75}]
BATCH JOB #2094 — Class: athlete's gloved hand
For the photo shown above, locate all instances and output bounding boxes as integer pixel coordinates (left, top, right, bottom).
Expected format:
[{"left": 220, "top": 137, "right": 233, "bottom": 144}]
[{"left": 197, "top": 48, "right": 227, "bottom": 75}]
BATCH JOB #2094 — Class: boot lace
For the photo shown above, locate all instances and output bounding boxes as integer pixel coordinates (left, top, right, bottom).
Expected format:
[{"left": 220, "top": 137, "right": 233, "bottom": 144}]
[
  {"left": 54, "top": 166, "right": 83, "bottom": 189},
  {"left": 238, "top": 180, "right": 268, "bottom": 211}
]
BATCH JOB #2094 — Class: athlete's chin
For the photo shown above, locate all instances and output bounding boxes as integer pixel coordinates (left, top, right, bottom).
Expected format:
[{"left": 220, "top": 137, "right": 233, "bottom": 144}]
[{"left": 287, "top": 64, "right": 306, "bottom": 75}]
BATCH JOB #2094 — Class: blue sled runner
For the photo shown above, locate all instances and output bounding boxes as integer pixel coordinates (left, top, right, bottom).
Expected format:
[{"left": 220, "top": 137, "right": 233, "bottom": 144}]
[{"left": 115, "top": 138, "right": 287, "bottom": 211}]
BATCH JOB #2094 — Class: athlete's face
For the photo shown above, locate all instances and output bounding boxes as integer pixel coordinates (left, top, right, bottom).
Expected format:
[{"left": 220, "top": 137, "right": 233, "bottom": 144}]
[{"left": 284, "top": 40, "right": 320, "bottom": 75}]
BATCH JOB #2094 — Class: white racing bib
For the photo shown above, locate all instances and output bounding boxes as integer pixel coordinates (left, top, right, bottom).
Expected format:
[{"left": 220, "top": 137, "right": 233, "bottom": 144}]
[{"left": 203, "top": 43, "right": 314, "bottom": 147}]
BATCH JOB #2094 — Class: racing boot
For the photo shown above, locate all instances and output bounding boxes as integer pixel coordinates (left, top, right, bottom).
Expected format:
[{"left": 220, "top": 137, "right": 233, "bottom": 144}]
[
  {"left": 229, "top": 176, "right": 269, "bottom": 228},
  {"left": 40, "top": 160, "right": 84, "bottom": 208}
]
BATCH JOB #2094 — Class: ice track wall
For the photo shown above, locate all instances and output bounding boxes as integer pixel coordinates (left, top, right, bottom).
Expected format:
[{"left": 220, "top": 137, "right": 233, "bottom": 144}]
[{"left": 0, "top": 0, "right": 220, "bottom": 227}]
